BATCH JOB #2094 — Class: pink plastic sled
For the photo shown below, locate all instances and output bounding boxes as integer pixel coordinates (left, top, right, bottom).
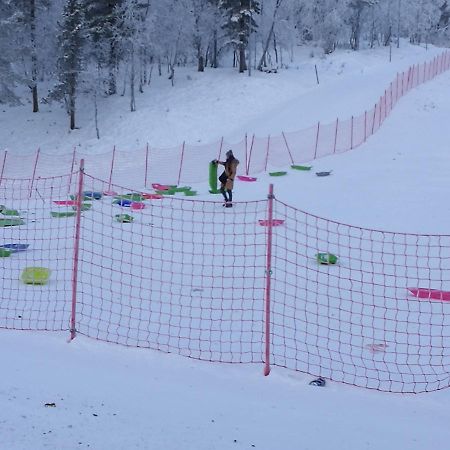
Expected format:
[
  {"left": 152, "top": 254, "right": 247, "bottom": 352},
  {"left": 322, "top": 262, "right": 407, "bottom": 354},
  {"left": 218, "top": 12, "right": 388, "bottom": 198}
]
[
  {"left": 407, "top": 288, "right": 450, "bottom": 302},
  {"left": 258, "top": 219, "right": 285, "bottom": 227},
  {"left": 131, "top": 202, "right": 146, "bottom": 210},
  {"left": 152, "top": 183, "right": 171, "bottom": 191},
  {"left": 237, "top": 175, "right": 257, "bottom": 182},
  {"left": 142, "top": 193, "right": 163, "bottom": 200},
  {"left": 53, "top": 200, "right": 77, "bottom": 206}
]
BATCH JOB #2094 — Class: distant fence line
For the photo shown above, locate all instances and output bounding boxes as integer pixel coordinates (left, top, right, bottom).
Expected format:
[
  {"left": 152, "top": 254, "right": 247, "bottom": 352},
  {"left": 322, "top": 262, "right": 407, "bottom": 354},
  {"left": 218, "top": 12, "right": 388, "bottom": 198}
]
[{"left": 1, "top": 51, "right": 449, "bottom": 188}]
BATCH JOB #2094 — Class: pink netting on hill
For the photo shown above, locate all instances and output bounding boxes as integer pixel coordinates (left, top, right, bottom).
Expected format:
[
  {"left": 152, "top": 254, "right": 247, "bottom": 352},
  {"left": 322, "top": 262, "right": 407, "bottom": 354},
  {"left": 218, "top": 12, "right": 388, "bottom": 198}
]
[
  {"left": 270, "top": 201, "right": 450, "bottom": 393},
  {"left": 1, "top": 52, "right": 449, "bottom": 186},
  {"left": 0, "top": 173, "right": 78, "bottom": 331},
  {"left": 1, "top": 171, "right": 450, "bottom": 393}
]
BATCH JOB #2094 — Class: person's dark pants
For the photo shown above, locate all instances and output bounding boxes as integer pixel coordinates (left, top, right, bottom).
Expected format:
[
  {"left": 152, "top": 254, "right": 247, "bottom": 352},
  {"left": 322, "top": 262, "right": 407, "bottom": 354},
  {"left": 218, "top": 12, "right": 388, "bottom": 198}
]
[{"left": 220, "top": 187, "right": 232, "bottom": 202}]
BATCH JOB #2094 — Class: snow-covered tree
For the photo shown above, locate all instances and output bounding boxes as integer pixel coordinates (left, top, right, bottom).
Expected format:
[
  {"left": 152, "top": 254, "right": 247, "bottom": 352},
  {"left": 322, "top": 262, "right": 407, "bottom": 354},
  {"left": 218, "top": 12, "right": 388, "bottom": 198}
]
[
  {"left": 84, "top": 0, "right": 123, "bottom": 95},
  {"left": 346, "top": 0, "right": 378, "bottom": 50},
  {"left": 0, "top": 1, "right": 23, "bottom": 105},
  {"left": 52, "top": 0, "right": 85, "bottom": 129},
  {"left": 220, "top": 0, "right": 261, "bottom": 72}
]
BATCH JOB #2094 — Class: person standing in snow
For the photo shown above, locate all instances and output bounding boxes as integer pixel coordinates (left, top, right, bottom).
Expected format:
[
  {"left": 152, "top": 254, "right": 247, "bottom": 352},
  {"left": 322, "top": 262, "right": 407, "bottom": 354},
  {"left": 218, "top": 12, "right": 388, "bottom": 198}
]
[{"left": 214, "top": 150, "right": 239, "bottom": 207}]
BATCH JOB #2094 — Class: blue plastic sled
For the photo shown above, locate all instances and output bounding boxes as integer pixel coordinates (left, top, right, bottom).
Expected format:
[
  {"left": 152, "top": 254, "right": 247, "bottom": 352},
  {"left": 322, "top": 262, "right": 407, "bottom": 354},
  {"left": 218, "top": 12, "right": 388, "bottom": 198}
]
[{"left": 0, "top": 243, "right": 29, "bottom": 252}]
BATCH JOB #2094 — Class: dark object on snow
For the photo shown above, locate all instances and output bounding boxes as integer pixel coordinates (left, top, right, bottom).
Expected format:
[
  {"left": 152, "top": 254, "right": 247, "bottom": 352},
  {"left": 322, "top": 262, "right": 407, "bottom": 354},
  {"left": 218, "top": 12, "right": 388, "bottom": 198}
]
[
  {"left": 309, "top": 377, "right": 326, "bottom": 387},
  {"left": 44, "top": 402, "right": 56, "bottom": 407},
  {"left": 316, "top": 171, "right": 332, "bottom": 177}
]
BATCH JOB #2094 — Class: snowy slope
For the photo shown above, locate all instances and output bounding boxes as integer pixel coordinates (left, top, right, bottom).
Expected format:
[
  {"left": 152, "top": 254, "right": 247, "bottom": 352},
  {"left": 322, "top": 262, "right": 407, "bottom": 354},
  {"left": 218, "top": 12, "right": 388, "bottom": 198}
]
[{"left": 2, "top": 43, "right": 450, "bottom": 450}]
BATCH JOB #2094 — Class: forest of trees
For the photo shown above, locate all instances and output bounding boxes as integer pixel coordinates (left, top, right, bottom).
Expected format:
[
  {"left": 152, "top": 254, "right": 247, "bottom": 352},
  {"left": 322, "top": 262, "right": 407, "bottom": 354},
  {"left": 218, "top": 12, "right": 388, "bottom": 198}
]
[{"left": 0, "top": 0, "right": 449, "bottom": 129}]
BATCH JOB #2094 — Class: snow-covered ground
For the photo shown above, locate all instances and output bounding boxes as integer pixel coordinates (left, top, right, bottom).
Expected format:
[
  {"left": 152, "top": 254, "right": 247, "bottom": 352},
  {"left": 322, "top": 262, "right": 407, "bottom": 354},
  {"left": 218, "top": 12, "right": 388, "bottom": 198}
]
[{"left": 2, "top": 43, "right": 450, "bottom": 449}]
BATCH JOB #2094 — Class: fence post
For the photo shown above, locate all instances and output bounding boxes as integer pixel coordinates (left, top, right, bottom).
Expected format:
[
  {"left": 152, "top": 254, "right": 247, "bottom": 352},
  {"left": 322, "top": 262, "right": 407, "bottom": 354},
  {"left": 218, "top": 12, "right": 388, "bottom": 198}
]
[
  {"left": 217, "top": 137, "right": 224, "bottom": 161},
  {"left": 314, "top": 122, "right": 320, "bottom": 159},
  {"left": 390, "top": 84, "right": 393, "bottom": 112},
  {"left": 245, "top": 133, "right": 248, "bottom": 175},
  {"left": 29, "top": 148, "right": 40, "bottom": 198},
  {"left": 247, "top": 134, "right": 255, "bottom": 174},
  {"left": 264, "top": 183, "right": 274, "bottom": 376},
  {"left": 364, "top": 111, "right": 367, "bottom": 142},
  {"left": 70, "top": 159, "right": 85, "bottom": 341},
  {"left": 144, "top": 143, "right": 149, "bottom": 188},
  {"left": 0, "top": 150, "right": 7, "bottom": 187},
  {"left": 350, "top": 116, "right": 354, "bottom": 149},
  {"left": 378, "top": 98, "right": 382, "bottom": 128},
  {"left": 371, "top": 103, "right": 377, "bottom": 134},
  {"left": 177, "top": 141, "right": 185, "bottom": 185},
  {"left": 333, "top": 118, "right": 339, "bottom": 153},
  {"left": 281, "top": 132, "right": 294, "bottom": 165},
  {"left": 107, "top": 145, "right": 116, "bottom": 193},
  {"left": 68, "top": 147, "right": 76, "bottom": 194},
  {"left": 264, "top": 135, "right": 271, "bottom": 172}
]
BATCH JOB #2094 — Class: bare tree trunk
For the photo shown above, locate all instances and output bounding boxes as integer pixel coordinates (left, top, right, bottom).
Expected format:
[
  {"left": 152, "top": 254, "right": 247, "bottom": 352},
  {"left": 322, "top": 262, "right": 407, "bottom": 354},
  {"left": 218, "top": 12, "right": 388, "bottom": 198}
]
[
  {"left": 257, "top": 0, "right": 283, "bottom": 71},
  {"left": 130, "top": 47, "right": 136, "bottom": 112},
  {"left": 30, "top": 0, "right": 39, "bottom": 112},
  {"left": 197, "top": 43, "right": 204, "bottom": 72},
  {"left": 239, "top": 45, "right": 247, "bottom": 73},
  {"left": 211, "top": 30, "right": 218, "bottom": 68},
  {"left": 108, "top": 41, "right": 117, "bottom": 95}
]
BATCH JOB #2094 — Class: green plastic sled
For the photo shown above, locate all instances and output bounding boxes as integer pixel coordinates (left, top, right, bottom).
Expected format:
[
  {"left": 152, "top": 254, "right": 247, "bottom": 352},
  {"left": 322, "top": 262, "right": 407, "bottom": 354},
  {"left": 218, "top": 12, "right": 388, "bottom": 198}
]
[
  {"left": 209, "top": 161, "right": 221, "bottom": 194},
  {"left": 51, "top": 211, "right": 76, "bottom": 218},
  {"left": 184, "top": 190, "right": 197, "bottom": 196},
  {"left": 291, "top": 165, "right": 312, "bottom": 171},
  {"left": 1, "top": 208, "right": 20, "bottom": 216},
  {"left": 269, "top": 171, "right": 287, "bottom": 177},
  {"left": 172, "top": 186, "right": 192, "bottom": 193},
  {"left": 70, "top": 194, "right": 91, "bottom": 201},
  {"left": 0, "top": 248, "right": 12, "bottom": 257},
  {"left": 0, "top": 218, "right": 24, "bottom": 227},
  {"left": 115, "top": 214, "right": 134, "bottom": 223},
  {"left": 316, "top": 253, "right": 338, "bottom": 265},
  {"left": 72, "top": 203, "right": 92, "bottom": 212},
  {"left": 21, "top": 267, "right": 51, "bottom": 285},
  {"left": 115, "top": 193, "right": 144, "bottom": 202}
]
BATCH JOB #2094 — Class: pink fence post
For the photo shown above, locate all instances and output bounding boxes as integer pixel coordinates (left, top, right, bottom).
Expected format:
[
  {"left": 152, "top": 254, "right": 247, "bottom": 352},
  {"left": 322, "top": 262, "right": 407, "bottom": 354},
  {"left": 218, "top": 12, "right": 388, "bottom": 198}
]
[
  {"left": 364, "top": 111, "right": 367, "bottom": 142},
  {"left": 177, "top": 141, "right": 185, "bottom": 185},
  {"left": 333, "top": 118, "right": 339, "bottom": 153},
  {"left": 70, "top": 158, "right": 85, "bottom": 341},
  {"left": 390, "top": 84, "right": 393, "bottom": 112},
  {"left": 422, "top": 62, "right": 426, "bottom": 84},
  {"left": 377, "top": 98, "right": 382, "bottom": 128},
  {"left": 29, "top": 148, "right": 40, "bottom": 198},
  {"left": 371, "top": 103, "right": 377, "bottom": 134},
  {"left": 263, "top": 183, "right": 274, "bottom": 376},
  {"left": 350, "top": 116, "right": 354, "bottom": 149},
  {"left": 397, "top": 72, "right": 401, "bottom": 100},
  {"left": 401, "top": 71, "right": 405, "bottom": 96},
  {"left": 67, "top": 147, "right": 77, "bottom": 194},
  {"left": 384, "top": 91, "right": 387, "bottom": 121},
  {"left": 406, "top": 67, "right": 411, "bottom": 90},
  {"left": 107, "top": 145, "right": 116, "bottom": 193},
  {"left": 217, "top": 137, "right": 224, "bottom": 161},
  {"left": 0, "top": 150, "right": 7, "bottom": 187},
  {"left": 144, "top": 143, "right": 149, "bottom": 187},
  {"left": 313, "top": 122, "right": 320, "bottom": 159},
  {"left": 247, "top": 134, "right": 255, "bottom": 174},
  {"left": 281, "top": 132, "right": 295, "bottom": 165},
  {"left": 264, "top": 135, "right": 271, "bottom": 172}
]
